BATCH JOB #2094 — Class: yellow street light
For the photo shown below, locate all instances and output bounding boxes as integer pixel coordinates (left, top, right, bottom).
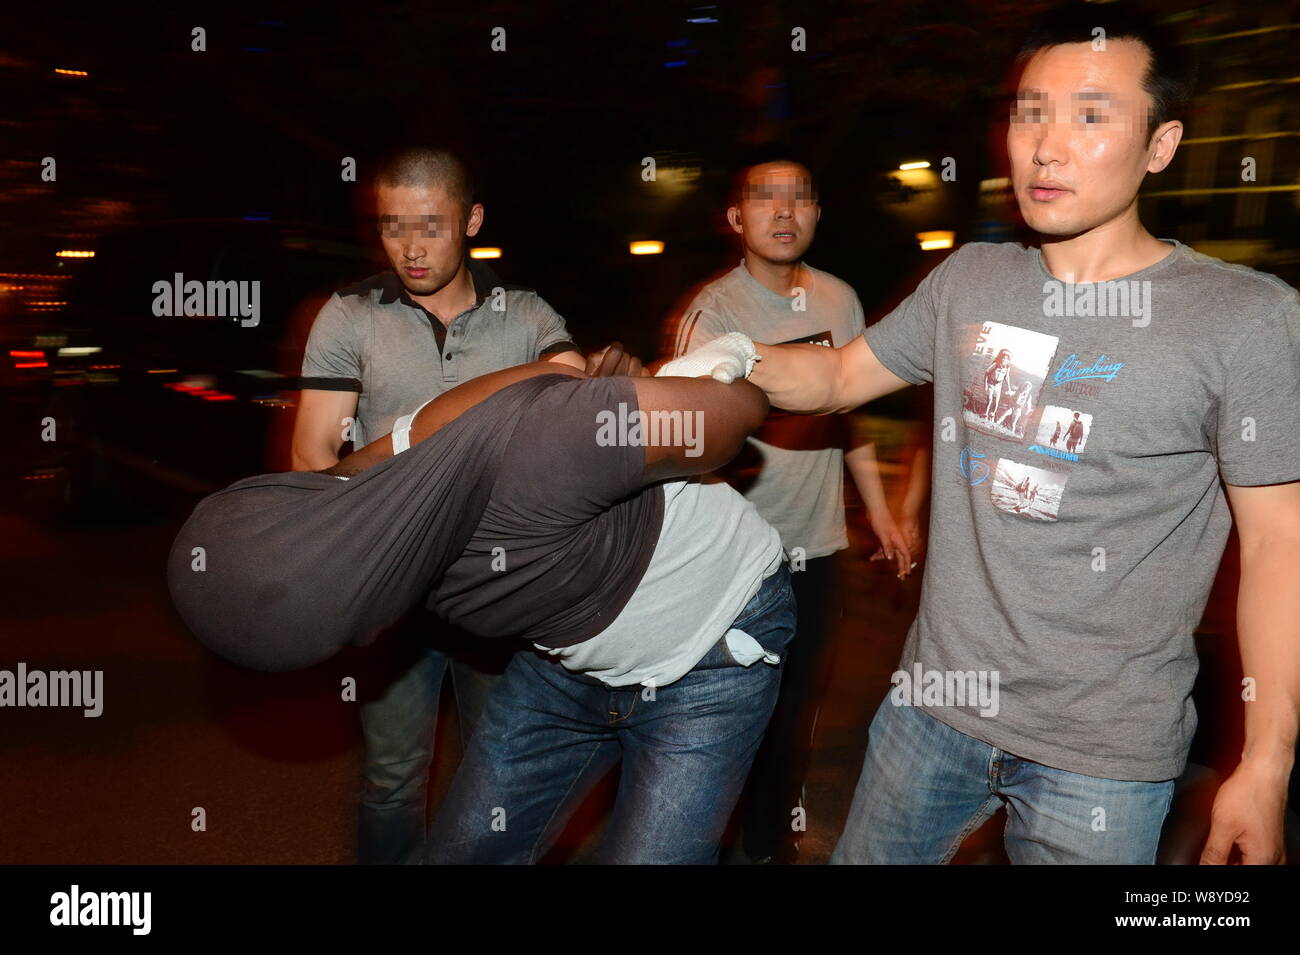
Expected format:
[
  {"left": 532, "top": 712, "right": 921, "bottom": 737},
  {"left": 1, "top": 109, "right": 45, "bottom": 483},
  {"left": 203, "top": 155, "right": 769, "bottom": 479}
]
[{"left": 916, "top": 231, "right": 955, "bottom": 251}]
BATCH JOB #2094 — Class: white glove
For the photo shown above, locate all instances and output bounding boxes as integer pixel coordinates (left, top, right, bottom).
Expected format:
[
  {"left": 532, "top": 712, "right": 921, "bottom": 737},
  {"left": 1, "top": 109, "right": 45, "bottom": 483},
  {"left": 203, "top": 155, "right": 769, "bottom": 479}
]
[{"left": 655, "top": 331, "right": 760, "bottom": 383}]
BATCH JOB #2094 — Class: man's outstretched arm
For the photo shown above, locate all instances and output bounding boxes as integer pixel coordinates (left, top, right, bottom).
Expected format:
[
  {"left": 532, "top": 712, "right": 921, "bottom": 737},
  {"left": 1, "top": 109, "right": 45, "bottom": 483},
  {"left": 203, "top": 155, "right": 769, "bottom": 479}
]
[
  {"left": 749, "top": 334, "right": 913, "bottom": 414},
  {"left": 1201, "top": 480, "right": 1300, "bottom": 864}
]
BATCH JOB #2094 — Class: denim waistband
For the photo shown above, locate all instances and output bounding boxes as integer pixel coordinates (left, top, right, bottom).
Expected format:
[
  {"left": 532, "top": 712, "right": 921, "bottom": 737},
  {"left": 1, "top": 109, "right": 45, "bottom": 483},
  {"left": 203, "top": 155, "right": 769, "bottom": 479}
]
[{"left": 731, "top": 561, "right": 792, "bottom": 632}]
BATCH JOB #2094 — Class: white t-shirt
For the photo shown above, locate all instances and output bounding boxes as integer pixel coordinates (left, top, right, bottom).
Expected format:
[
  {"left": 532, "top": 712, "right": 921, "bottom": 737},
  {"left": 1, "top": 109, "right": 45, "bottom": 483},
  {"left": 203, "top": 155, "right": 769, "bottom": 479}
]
[{"left": 536, "top": 477, "right": 784, "bottom": 688}]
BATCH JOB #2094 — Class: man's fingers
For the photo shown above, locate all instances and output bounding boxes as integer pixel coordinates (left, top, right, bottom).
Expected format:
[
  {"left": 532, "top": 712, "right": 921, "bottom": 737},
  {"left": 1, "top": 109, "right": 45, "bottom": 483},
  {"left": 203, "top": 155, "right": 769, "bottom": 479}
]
[
  {"left": 586, "top": 342, "right": 651, "bottom": 378},
  {"left": 1236, "top": 835, "right": 1283, "bottom": 865},
  {"left": 587, "top": 342, "right": 629, "bottom": 377},
  {"left": 600, "top": 343, "right": 627, "bottom": 377},
  {"left": 1199, "top": 820, "right": 1235, "bottom": 864},
  {"left": 895, "top": 542, "right": 912, "bottom": 576},
  {"left": 584, "top": 346, "right": 609, "bottom": 376}
]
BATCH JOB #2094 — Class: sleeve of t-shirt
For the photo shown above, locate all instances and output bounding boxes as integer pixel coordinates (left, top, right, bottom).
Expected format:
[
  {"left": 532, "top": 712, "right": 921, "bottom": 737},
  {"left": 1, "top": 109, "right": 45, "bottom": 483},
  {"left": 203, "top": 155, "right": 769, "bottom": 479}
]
[
  {"left": 526, "top": 294, "right": 580, "bottom": 358},
  {"left": 1216, "top": 293, "right": 1300, "bottom": 486},
  {"left": 673, "top": 300, "right": 733, "bottom": 356},
  {"left": 300, "top": 294, "right": 363, "bottom": 392},
  {"left": 862, "top": 249, "right": 962, "bottom": 386},
  {"left": 503, "top": 376, "right": 648, "bottom": 523}
]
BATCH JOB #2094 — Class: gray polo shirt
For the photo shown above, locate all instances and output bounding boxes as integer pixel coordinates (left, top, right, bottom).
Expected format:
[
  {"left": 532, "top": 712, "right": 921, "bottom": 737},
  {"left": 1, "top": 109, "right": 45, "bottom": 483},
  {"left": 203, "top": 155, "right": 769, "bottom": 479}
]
[{"left": 300, "top": 260, "right": 578, "bottom": 446}]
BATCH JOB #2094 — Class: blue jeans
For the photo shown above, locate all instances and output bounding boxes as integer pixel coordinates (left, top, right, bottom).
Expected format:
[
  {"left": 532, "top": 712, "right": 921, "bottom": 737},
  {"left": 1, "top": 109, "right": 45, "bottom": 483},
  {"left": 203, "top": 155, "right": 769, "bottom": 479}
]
[
  {"left": 358, "top": 636, "right": 504, "bottom": 865},
  {"left": 832, "top": 697, "right": 1176, "bottom": 864},
  {"left": 426, "top": 564, "right": 797, "bottom": 864}
]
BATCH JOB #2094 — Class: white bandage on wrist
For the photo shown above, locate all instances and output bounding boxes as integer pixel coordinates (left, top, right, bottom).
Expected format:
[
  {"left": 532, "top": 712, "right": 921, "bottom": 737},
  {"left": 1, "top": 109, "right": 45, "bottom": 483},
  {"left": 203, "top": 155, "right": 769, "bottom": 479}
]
[
  {"left": 390, "top": 397, "right": 436, "bottom": 455},
  {"left": 390, "top": 413, "right": 416, "bottom": 454},
  {"left": 655, "top": 331, "right": 760, "bottom": 383}
]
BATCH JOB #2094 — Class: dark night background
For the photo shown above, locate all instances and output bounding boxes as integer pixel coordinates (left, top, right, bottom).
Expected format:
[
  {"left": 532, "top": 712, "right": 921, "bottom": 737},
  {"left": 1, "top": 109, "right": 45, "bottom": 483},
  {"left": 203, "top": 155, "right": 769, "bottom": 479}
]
[{"left": 4, "top": 1, "right": 1037, "bottom": 358}]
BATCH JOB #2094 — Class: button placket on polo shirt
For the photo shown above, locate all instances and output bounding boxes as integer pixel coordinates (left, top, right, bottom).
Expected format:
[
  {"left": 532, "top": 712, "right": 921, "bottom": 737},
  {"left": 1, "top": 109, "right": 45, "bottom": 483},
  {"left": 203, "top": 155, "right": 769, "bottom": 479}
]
[
  {"left": 443, "top": 315, "right": 465, "bottom": 381},
  {"left": 399, "top": 281, "right": 464, "bottom": 383},
  {"left": 442, "top": 294, "right": 489, "bottom": 381}
]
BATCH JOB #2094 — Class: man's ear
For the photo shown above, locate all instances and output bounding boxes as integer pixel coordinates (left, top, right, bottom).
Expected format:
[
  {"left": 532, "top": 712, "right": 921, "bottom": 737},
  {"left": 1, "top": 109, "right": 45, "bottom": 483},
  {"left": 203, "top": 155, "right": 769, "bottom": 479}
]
[
  {"left": 465, "top": 202, "right": 485, "bottom": 238},
  {"left": 1147, "top": 120, "right": 1183, "bottom": 174},
  {"left": 726, "top": 206, "right": 743, "bottom": 235}
]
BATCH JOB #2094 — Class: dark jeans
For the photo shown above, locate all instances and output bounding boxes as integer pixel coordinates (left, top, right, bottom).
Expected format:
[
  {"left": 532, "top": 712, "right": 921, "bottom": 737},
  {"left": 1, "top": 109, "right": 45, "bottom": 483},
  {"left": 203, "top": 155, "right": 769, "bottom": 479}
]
[
  {"left": 357, "top": 627, "right": 507, "bottom": 864},
  {"left": 741, "top": 553, "right": 839, "bottom": 862},
  {"left": 426, "top": 564, "right": 797, "bottom": 864}
]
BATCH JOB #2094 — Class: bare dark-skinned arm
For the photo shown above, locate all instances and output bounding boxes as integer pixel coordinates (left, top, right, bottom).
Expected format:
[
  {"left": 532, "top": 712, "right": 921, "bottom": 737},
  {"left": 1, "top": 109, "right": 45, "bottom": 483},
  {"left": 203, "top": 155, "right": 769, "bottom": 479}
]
[
  {"left": 631, "top": 376, "right": 769, "bottom": 482},
  {"left": 320, "top": 361, "right": 764, "bottom": 486},
  {"left": 321, "top": 362, "right": 585, "bottom": 477}
]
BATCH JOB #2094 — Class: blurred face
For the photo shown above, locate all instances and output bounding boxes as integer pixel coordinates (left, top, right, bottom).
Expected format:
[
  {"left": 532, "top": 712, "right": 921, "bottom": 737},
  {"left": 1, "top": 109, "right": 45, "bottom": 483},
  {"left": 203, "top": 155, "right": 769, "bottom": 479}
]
[
  {"left": 1007, "top": 39, "right": 1181, "bottom": 238},
  {"left": 727, "top": 163, "right": 820, "bottom": 265},
  {"left": 376, "top": 183, "right": 483, "bottom": 296}
]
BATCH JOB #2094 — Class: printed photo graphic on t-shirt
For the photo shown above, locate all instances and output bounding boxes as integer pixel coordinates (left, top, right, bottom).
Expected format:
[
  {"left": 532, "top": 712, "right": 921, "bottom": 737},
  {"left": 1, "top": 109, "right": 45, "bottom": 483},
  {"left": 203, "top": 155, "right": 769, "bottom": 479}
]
[
  {"left": 990, "top": 458, "right": 1068, "bottom": 522},
  {"left": 1027, "top": 405, "right": 1092, "bottom": 463},
  {"left": 960, "top": 322, "right": 1060, "bottom": 442}
]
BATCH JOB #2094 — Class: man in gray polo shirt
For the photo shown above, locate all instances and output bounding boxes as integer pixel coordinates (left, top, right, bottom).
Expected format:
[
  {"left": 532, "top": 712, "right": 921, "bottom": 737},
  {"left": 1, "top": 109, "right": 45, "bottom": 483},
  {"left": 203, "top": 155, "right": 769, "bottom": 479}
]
[
  {"left": 670, "top": 157, "right": 916, "bottom": 864},
  {"left": 291, "top": 147, "right": 583, "bottom": 864}
]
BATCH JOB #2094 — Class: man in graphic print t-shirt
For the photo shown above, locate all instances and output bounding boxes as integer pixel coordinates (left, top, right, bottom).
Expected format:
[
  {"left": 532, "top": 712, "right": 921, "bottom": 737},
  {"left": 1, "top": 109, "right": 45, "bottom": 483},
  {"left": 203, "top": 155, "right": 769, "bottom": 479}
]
[{"left": 680, "top": 4, "right": 1300, "bottom": 864}]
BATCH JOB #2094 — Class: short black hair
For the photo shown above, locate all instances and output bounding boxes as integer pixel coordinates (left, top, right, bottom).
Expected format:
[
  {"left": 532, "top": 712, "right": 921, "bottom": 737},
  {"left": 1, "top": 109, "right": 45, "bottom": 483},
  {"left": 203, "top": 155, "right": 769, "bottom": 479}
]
[
  {"left": 373, "top": 146, "right": 475, "bottom": 211},
  {"left": 1016, "top": 2, "right": 1198, "bottom": 140},
  {"left": 726, "top": 148, "right": 819, "bottom": 208}
]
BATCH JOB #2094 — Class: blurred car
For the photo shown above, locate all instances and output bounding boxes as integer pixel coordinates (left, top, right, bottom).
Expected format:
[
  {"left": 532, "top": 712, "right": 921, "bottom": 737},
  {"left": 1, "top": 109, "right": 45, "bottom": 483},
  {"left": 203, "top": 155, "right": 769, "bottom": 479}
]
[{"left": 5, "top": 219, "right": 380, "bottom": 516}]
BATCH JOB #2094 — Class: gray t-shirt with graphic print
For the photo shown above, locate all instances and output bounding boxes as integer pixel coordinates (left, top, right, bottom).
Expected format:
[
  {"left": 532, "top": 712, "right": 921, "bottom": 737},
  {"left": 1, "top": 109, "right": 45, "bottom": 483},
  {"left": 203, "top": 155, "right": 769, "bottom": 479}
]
[{"left": 864, "top": 239, "right": 1300, "bottom": 781}]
